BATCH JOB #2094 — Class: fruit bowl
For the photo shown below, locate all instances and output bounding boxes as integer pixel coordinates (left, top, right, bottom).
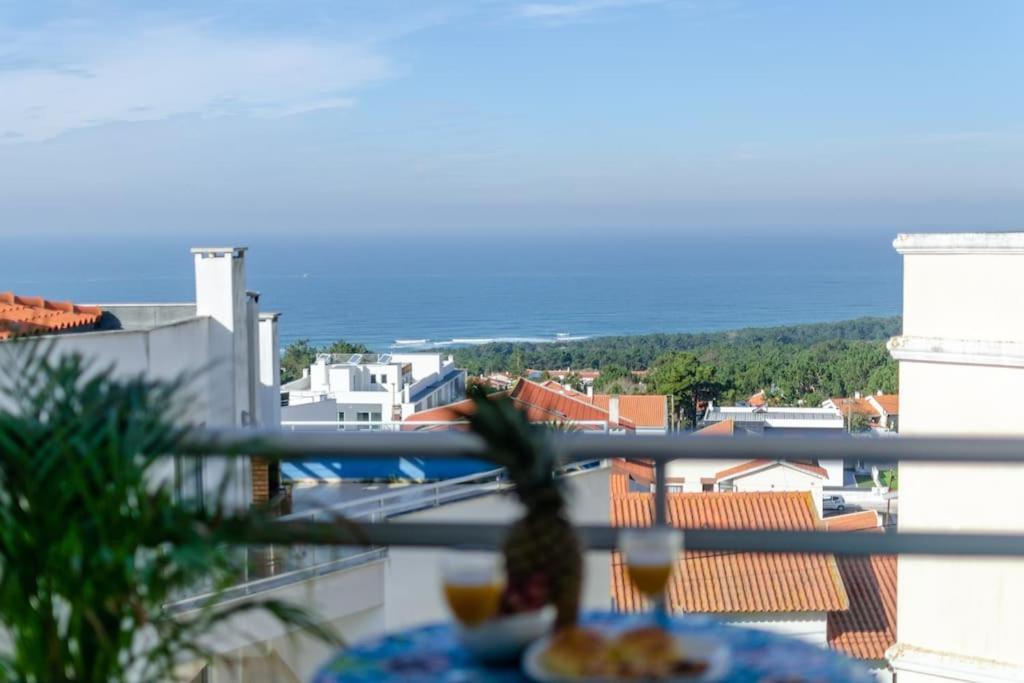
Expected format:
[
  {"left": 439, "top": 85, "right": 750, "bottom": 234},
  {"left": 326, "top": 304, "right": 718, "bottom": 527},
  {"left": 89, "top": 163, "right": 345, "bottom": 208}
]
[{"left": 456, "top": 606, "right": 557, "bottom": 663}]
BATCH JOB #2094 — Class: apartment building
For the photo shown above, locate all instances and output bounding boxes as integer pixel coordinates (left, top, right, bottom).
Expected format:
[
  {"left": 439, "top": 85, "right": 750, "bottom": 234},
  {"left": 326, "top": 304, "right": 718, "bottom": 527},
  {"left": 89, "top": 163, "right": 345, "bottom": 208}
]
[
  {"left": 0, "top": 246, "right": 280, "bottom": 508},
  {"left": 281, "top": 352, "right": 466, "bottom": 428},
  {"left": 887, "top": 233, "right": 1024, "bottom": 681}
]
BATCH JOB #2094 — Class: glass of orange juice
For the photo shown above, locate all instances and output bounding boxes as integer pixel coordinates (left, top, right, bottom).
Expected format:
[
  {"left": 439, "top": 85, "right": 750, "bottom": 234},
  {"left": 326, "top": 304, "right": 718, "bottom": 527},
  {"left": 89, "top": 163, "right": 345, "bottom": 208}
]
[
  {"left": 441, "top": 552, "right": 505, "bottom": 628},
  {"left": 619, "top": 528, "right": 682, "bottom": 615}
]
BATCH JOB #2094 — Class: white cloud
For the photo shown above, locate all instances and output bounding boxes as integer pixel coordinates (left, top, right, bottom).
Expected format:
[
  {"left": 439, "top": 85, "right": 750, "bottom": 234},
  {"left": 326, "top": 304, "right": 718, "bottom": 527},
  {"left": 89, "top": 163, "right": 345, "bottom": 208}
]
[
  {"left": 0, "top": 23, "right": 392, "bottom": 142},
  {"left": 519, "top": 0, "right": 670, "bottom": 21}
]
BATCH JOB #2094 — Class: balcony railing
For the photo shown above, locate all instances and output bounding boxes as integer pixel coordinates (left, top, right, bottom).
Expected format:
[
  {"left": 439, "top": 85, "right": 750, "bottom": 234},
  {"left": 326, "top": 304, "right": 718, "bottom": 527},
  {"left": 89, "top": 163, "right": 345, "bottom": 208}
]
[{"left": 185, "top": 430, "right": 1024, "bottom": 559}]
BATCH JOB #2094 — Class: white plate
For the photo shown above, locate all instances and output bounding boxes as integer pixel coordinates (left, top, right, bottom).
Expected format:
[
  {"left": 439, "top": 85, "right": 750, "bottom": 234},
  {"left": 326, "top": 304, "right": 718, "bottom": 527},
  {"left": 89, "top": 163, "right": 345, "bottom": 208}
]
[{"left": 521, "top": 629, "right": 730, "bottom": 683}]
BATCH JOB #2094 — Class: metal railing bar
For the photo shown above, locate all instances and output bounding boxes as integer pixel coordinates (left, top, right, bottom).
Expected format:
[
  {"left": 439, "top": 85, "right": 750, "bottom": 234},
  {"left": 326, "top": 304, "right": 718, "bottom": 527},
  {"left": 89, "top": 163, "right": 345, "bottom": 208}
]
[
  {"left": 279, "top": 467, "right": 508, "bottom": 522},
  {"left": 225, "top": 520, "right": 1024, "bottom": 558},
  {"left": 184, "top": 429, "right": 1024, "bottom": 464}
]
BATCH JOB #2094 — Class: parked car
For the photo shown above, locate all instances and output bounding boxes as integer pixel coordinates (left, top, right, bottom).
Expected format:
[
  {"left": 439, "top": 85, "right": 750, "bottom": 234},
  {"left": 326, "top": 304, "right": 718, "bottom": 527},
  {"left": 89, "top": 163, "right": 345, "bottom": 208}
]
[{"left": 823, "top": 495, "right": 846, "bottom": 512}]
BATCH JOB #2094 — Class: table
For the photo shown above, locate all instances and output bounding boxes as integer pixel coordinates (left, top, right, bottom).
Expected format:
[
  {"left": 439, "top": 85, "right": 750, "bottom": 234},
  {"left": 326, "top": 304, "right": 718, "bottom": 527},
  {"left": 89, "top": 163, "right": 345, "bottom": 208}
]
[{"left": 313, "top": 612, "right": 874, "bottom": 682}]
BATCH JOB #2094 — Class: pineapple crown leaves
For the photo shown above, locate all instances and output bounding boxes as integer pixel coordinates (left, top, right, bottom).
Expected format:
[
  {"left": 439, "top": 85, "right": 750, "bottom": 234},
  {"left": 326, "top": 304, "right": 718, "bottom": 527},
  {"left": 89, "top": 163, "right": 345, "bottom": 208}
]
[{"left": 464, "top": 390, "right": 570, "bottom": 515}]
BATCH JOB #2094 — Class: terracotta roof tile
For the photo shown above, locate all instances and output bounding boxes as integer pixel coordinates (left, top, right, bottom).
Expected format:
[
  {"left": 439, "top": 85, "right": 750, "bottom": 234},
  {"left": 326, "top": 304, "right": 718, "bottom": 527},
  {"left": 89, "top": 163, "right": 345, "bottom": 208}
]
[
  {"left": 830, "top": 397, "right": 880, "bottom": 418},
  {"left": 828, "top": 554, "right": 896, "bottom": 659},
  {"left": 610, "top": 472, "right": 630, "bottom": 496},
  {"left": 822, "top": 511, "right": 896, "bottom": 660},
  {"left": 694, "top": 419, "right": 734, "bottom": 437},
  {"left": 714, "top": 459, "right": 829, "bottom": 481},
  {"left": 0, "top": 292, "right": 102, "bottom": 341},
  {"left": 823, "top": 510, "right": 881, "bottom": 532},
  {"left": 748, "top": 391, "right": 767, "bottom": 407},
  {"left": 403, "top": 380, "right": 635, "bottom": 431},
  {"left": 871, "top": 394, "right": 899, "bottom": 415},
  {"left": 611, "top": 492, "right": 848, "bottom": 614},
  {"left": 591, "top": 395, "right": 667, "bottom": 429}
]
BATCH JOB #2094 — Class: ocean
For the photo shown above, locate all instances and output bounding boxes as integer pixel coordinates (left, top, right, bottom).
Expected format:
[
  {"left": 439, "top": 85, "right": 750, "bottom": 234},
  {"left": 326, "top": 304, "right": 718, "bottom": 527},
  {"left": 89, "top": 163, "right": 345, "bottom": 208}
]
[{"left": 2, "top": 231, "right": 902, "bottom": 349}]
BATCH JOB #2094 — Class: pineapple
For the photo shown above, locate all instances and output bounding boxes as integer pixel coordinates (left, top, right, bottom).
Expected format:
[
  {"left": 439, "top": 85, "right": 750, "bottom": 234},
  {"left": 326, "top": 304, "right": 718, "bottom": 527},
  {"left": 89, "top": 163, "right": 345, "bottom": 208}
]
[{"left": 466, "top": 392, "right": 583, "bottom": 628}]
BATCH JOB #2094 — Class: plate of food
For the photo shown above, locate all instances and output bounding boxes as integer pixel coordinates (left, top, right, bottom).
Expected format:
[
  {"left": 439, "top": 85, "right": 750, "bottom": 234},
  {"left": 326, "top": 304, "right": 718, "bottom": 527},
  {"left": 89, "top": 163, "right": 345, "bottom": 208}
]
[{"left": 522, "top": 625, "right": 730, "bottom": 682}]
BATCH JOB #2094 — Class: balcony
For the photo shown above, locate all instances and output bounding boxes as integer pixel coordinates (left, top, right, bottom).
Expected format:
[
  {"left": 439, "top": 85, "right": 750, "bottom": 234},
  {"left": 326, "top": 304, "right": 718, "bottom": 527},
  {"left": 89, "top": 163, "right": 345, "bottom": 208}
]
[{"left": 164, "top": 429, "right": 1024, "bottom": 680}]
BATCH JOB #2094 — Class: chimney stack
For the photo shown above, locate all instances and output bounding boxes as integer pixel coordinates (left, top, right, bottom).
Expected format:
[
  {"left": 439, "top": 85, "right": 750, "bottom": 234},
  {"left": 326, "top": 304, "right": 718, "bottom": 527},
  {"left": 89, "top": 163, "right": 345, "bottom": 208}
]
[
  {"left": 609, "top": 395, "right": 620, "bottom": 425},
  {"left": 587, "top": 384, "right": 594, "bottom": 398}
]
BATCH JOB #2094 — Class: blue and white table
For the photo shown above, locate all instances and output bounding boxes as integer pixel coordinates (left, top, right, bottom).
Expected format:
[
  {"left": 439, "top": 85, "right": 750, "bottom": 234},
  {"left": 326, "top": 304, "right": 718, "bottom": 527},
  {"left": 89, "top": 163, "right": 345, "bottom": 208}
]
[{"left": 313, "top": 612, "right": 874, "bottom": 682}]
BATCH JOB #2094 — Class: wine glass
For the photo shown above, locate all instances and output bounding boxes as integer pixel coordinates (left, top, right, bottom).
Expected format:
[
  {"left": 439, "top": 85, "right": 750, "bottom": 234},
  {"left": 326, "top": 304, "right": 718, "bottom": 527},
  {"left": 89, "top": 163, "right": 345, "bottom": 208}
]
[
  {"left": 619, "top": 528, "right": 682, "bottom": 622},
  {"left": 441, "top": 551, "right": 505, "bottom": 628}
]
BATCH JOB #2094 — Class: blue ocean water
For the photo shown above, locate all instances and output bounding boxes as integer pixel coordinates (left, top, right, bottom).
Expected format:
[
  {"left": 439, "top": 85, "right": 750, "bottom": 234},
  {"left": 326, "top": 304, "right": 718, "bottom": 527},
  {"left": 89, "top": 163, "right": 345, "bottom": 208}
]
[{"left": 2, "top": 231, "right": 902, "bottom": 349}]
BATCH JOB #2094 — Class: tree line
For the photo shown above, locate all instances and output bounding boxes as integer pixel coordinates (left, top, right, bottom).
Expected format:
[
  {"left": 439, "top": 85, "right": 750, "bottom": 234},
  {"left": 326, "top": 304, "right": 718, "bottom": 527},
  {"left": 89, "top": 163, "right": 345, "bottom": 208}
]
[{"left": 278, "top": 317, "right": 901, "bottom": 426}]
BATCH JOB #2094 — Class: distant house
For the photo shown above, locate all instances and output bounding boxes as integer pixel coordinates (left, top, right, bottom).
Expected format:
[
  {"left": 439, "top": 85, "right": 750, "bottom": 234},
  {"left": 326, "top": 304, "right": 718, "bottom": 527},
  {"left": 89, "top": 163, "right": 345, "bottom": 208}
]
[
  {"left": 698, "top": 404, "right": 846, "bottom": 485},
  {"left": 537, "top": 380, "right": 669, "bottom": 435},
  {"left": 746, "top": 390, "right": 768, "bottom": 407},
  {"left": 282, "top": 352, "right": 466, "bottom": 427},
  {"left": 659, "top": 420, "right": 829, "bottom": 513},
  {"left": 404, "top": 378, "right": 637, "bottom": 433},
  {"left": 611, "top": 488, "right": 848, "bottom": 644},
  {"left": 530, "top": 368, "right": 602, "bottom": 385},
  {"left": 0, "top": 248, "right": 281, "bottom": 509},
  {"left": 823, "top": 392, "right": 899, "bottom": 433}
]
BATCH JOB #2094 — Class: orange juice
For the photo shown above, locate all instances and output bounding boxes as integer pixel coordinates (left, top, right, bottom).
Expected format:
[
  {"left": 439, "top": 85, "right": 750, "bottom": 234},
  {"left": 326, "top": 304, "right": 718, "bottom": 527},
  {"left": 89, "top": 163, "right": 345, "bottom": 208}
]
[
  {"left": 443, "top": 581, "right": 503, "bottom": 626},
  {"left": 627, "top": 562, "right": 673, "bottom": 596}
]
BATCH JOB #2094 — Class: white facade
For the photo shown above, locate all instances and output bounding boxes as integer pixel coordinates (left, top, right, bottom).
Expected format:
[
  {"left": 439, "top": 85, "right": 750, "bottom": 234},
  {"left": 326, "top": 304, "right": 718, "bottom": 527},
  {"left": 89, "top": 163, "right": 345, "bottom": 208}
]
[
  {"left": 4, "top": 246, "right": 280, "bottom": 510},
  {"left": 887, "top": 233, "right": 1024, "bottom": 681},
  {"left": 696, "top": 405, "right": 845, "bottom": 486},
  {"left": 282, "top": 352, "right": 466, "bottom": 428}
]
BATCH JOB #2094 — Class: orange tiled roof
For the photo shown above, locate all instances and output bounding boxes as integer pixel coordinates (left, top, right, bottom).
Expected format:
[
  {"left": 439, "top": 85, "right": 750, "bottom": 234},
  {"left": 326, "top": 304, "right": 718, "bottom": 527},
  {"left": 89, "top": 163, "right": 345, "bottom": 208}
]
[
  {"left": 611, "top": 491, "right": 848, "bottom": 614},
  {"left": 823, "top": 512, "right": 895, "bottom": 660},
  {"left": 830, "top": 397, "right": 880, "bottom": 418},
  {"left": 0, "top": 293, "right": 102, "bottom": 341},
  {"left": 872, "top": 394, "right": 899, "bottom": 415},
  {"left": 694, "top": 419, "right": 734, "bottom": 437},
  {"left": 404, "top": 380, "right": 635, "bottom": 431},
  {"left": 512, "top": 380, "right": 635, "bottom": 430},
  {"left": 823, "top": 510, "right": 880, "bottom": 532},
  {"left": 828, "top": 555, "right": 897, "bottom": 660},
  {"left": 748, "top": 390, "right": 767, "bottom": 407},
  {"left": 611, "top": 472, "right": 630, "bottom": 496},
  {"left": 591, "top": 394, "right": 667, "bottom": 429},
  {"left": 714, "top": 459, "right": 829, "bottom": 481}
]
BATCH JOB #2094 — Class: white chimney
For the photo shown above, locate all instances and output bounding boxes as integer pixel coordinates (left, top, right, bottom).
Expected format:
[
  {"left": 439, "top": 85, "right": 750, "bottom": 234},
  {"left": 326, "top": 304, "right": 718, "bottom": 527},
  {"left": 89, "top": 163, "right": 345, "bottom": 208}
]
[
  {"left": 258, "top": 312, "right": 281, "bottom": 429},
  {"left": 192, "top": 247, "right": 249, "bottom": 427},
  {"left": 854, "top": 391, "right": 862, "bottom": 399},
  {"left": 609, "top": 395, "right": 620, "bottom": 425},
  {"left": 587, "top": 384, "right": 594, "bottom": 398}
]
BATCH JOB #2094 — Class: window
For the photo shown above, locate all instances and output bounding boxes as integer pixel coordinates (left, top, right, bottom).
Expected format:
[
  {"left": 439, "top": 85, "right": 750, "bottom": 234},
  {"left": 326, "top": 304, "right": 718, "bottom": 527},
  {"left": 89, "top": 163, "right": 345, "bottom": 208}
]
[
  {"left": 370, "top": 374, "right": 377, "bottom": 384},
  {"left": 356, "top": 411, "right": 372, "bottom": 431},
  {"left": 702, "top": 482, "right": 715, "bottom": 492}
]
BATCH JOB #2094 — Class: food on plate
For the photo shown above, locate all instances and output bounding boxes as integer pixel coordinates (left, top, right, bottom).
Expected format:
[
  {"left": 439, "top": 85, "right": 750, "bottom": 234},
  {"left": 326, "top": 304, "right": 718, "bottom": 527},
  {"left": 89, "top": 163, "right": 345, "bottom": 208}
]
[
  {"left": 614, "top": 627, "right": 683, "bottom": 678},
  {"left": 541, "top": 627, "right": 615, "bottom": 677},
  {"left": 538, "top": 625, "right": 713, "bottom": 680}
]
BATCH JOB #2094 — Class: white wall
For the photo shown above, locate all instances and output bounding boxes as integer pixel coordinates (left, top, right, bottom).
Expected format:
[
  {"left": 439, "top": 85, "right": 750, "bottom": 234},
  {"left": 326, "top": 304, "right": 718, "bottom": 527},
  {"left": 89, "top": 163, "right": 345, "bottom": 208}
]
[
  {"left": 666, "top": 458, "right": 747, "bottom": 493},
  {"left": 729, "top": 466, "right": 824, "bottom": 515},
  {"left": 889, "top": 233, "right": 1024, "bottom": 681}
]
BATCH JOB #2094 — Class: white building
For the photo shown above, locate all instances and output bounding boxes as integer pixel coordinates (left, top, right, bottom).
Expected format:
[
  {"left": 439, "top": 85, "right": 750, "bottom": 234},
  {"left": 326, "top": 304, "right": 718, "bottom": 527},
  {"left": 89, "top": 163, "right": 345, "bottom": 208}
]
[
  {"left": 698, "top": 404, "right": 846, "bottom": 486},
  {"left": 0, "top": 246, "right": 280, "bottom": 508},
  {"left": 887, "top": 233, "right": 1024, "bottom": 681},
  {"left": 282, "top": 352, "right": 466, "bottom": 428}
]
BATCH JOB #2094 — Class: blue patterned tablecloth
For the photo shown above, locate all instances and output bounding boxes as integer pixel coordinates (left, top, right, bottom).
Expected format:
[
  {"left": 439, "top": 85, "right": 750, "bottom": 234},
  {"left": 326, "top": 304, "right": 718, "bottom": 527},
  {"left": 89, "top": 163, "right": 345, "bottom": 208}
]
[{"left": 313, "top": 612, "right": 873, "bottom": 682}]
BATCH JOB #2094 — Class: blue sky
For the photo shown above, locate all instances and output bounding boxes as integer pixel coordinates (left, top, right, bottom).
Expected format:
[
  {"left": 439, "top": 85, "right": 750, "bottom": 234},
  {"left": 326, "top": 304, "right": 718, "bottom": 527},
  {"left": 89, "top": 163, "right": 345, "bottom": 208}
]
[{"left": 1, "top": 0, "right": 1023, "bottom": 237}]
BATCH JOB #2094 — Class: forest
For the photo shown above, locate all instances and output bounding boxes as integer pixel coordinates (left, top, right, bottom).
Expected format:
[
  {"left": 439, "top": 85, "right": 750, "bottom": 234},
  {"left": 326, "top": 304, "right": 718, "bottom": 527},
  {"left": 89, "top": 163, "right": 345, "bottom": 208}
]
[
  {"left": 279, "top": 317, "right": 902, "bottom": 425},
  {"left": 453, "top": 316, "right": 901, "bottom": 411}
]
